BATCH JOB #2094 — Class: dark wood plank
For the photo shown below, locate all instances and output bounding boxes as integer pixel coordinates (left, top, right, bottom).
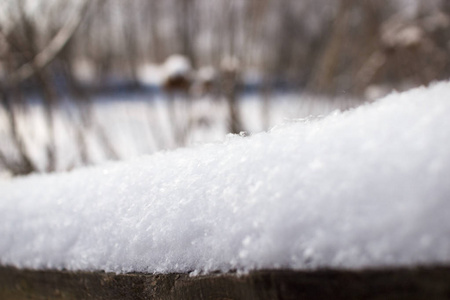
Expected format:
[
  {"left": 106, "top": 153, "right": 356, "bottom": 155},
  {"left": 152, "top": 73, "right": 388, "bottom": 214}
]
[{"left": 1, "top": 265, "right": 450, "bottom": 299}]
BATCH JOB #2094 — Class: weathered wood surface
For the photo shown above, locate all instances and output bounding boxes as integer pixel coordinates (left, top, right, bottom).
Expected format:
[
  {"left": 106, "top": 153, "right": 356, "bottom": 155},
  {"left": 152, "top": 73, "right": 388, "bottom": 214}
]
[{"left": 1, "top": 265, "right": 450, "bottom": 299}]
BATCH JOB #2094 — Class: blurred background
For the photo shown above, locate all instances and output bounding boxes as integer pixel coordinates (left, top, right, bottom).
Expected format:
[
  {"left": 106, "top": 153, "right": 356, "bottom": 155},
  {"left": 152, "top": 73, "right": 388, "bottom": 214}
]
[{"left": 0, "top": 0, "right": 449, "bottom": 176}]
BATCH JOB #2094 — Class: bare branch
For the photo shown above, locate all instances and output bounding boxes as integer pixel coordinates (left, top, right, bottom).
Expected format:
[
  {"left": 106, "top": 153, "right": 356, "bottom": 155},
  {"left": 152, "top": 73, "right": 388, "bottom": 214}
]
[{"left": 5, "top": 0, "right": 90, "bottom": 85}]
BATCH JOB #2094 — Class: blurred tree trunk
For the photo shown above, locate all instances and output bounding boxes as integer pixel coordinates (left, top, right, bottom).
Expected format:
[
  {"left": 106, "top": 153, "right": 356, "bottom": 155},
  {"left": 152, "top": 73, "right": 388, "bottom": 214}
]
[
  {"left": 16, "top": 2, "right": 58, "bottom": 172},
  {"left": 308, "top": 0, "right": 355, "bottom": 94},
  {"left": 222, "top": 1, "right": 243, "bottom": 135},
  {"left": 178, "top": 0, "right": 196, "bottom": 66},
  {"left": 147, "top": 1, "right": 164, "bottom": 63},
  {"left": 222, "top": 67, "right": 242, "bottom": 134},
  {"left": 34, "top": 70, "right": 58, "bottom": 172},
  {"left": 123, "top": 1, "right": 141, "bottom": 88},
  {"left": 0, "top": 84, "right": 36, "bottom": 175},
  {"left": 352, "top": 0, "right": 387, "bottom": 94}
]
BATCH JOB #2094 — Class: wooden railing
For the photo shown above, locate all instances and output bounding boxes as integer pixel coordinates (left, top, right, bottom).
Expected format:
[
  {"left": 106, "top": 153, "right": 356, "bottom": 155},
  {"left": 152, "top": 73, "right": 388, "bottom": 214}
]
[{"left": 1, "top": 265, "right": 450, "bottom": 299}]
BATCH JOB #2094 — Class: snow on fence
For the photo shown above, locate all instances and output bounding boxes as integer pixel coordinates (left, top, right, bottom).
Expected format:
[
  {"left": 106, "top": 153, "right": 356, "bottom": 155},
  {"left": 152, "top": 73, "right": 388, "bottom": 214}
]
[{"left": 1, "top": 81, "right": 450, "bottom": 275}]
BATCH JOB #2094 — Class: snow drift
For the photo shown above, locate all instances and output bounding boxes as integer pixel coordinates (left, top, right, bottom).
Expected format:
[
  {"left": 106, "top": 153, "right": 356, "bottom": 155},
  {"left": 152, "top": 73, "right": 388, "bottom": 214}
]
[{"left": 1, "top": 82, "right": 450, "bottom": 274}]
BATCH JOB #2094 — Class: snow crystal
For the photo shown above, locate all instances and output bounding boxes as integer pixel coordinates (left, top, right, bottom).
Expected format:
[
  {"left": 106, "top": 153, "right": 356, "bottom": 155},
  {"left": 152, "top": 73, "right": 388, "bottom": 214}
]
[{"left": 1, "top": 82, "right": 450, "bottom": 274}]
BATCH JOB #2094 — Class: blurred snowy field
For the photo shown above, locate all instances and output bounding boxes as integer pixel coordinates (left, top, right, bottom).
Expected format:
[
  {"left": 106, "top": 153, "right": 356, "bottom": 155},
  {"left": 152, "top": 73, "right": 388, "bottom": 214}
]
[
  {"left": 1, "top": 81, "right": 449, "bottom": 274},
  {"left": 0, "top": 91, "right": 361, "bottom": 173}
]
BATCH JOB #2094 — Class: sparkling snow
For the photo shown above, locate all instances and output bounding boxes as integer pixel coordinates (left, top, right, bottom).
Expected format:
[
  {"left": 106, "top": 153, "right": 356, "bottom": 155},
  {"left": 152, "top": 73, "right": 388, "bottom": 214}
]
[{"left": 1, "top": 82, "right": 450, "bottom": 274}]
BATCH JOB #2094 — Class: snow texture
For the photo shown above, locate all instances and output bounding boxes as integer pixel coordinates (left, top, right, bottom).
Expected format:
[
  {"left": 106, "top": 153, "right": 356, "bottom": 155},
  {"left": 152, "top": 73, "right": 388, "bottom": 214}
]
[{"left": 1, "top": 82, "right": 450, "bottom": 274}]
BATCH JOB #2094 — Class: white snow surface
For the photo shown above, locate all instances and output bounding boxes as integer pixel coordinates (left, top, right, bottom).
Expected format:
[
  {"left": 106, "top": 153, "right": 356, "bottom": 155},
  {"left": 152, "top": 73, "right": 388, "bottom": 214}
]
[{"left": 1, "top": 82, "right": 450, "bottom": 274}]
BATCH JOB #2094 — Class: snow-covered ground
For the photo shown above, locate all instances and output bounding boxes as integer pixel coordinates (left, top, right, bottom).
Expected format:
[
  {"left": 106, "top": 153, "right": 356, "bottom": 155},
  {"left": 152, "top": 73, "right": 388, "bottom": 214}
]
[
  {"left": 1, "top": 82, "right": 450, "bottom": 274},
  {"left": 0, "top": 92, "right": 361, "bottom": 172}
]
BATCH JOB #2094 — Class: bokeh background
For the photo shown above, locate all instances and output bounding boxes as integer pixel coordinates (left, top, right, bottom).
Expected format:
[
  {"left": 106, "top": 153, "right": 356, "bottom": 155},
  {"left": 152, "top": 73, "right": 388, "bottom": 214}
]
[{"left": 1, "top": 0, "right": 449, "bottom": 176}]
